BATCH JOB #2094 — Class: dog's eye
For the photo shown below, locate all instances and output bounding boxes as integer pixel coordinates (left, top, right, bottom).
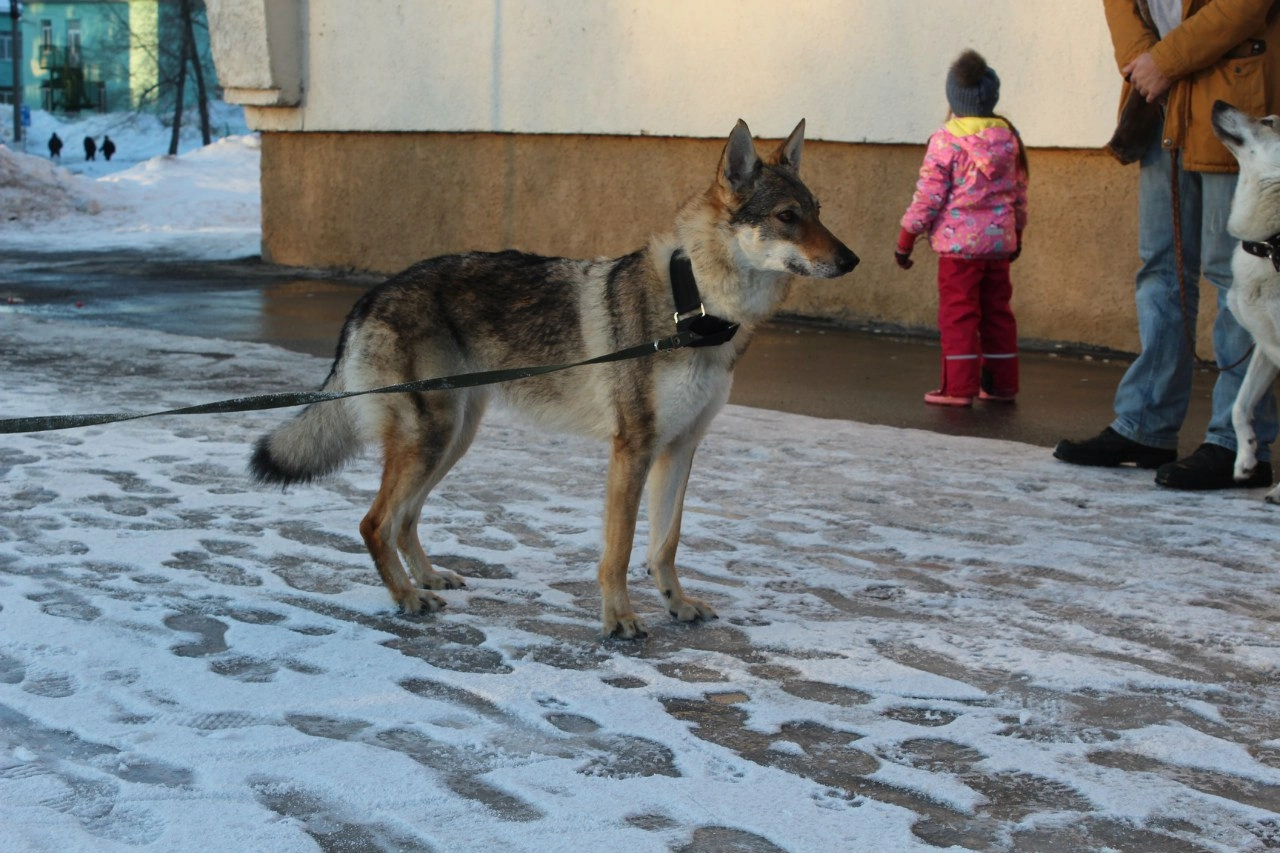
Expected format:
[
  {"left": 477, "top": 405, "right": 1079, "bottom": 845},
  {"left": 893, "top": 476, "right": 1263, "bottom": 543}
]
[
  {"left": 1264, "top": 118, "right": 1276, "bottom": 128},
  {"left": 776, "top": 210, "right": 798, "bottom": 224}
]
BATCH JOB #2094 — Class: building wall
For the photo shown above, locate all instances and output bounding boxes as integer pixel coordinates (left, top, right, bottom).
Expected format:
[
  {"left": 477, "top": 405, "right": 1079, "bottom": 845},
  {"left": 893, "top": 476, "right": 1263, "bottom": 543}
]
[
  {"left": 259, "top": 130, "right": 1167, "bottom": 354},
  {"left": 232, "top": 0, "right": 1119, "bottom": 145},
  {"left": 128, "top": 0, "right": 158, "bottom": 109},
  {"left": 212, "top": 0, "right": 1216, "bottom": 353},
  {"left": 7, "top": 1, "right": 220, "bottom": 116},
  {"left": 1, "top": 19, "right": 14, "bottom": 94},
  {"left": 19, "top": 1, "right": 133, "bottom": 112}
]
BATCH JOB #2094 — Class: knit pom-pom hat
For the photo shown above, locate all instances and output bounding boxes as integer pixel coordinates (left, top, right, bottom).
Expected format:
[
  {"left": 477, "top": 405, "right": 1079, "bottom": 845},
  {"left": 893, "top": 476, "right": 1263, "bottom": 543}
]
[{"left": 946, "top": 49, "right": 1000, "bottom": 117}]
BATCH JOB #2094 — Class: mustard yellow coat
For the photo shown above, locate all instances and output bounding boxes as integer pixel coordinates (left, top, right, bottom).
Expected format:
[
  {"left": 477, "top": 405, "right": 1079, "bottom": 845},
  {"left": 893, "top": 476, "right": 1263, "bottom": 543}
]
[{"left": 1104, "top": 0, "right": 1280, "bottom": 171}]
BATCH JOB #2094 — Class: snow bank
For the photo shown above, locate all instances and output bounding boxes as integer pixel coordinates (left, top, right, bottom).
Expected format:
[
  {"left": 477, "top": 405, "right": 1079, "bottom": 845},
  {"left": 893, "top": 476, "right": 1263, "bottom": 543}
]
[
  {"left": 0, "top": 144, "right": 104, "bottom": 222},
  {"left": 0, "top": 104, "right": 259, "bottom": 259}
]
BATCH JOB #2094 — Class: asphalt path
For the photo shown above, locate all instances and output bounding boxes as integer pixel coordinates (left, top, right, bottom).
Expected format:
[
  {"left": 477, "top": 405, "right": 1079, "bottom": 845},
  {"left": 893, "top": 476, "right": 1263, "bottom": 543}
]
[{"left": 0, "top": 249, "right": 1221, "bottom": 454}]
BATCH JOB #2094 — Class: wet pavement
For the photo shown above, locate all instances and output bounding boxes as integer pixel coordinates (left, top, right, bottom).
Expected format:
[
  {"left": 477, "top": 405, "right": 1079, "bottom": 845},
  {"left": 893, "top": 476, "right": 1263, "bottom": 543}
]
[{"left": 0, "top": 249, "right": 1223, "bottom": 456}]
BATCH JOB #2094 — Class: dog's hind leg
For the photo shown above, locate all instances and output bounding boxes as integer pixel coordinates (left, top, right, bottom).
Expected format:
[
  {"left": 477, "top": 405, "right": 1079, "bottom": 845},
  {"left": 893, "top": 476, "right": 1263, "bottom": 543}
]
[
  {"left": 599, "top": 435, "right": 655, "bottom": 639},
  {"left": 1231, "top": 348, "right": 1279, "bottom": 489},
  {"left": 361, "top": 439, "right": 446, "bottom": 613},
  {"left": 396, "top": 393, "right": 487, "bottom": 591},
  {"left": 398, "top": 487, "right": 463, "bottom": 591},
  {"left": 360, "top": 395, "right": 476, "bottom": 614},
  {"left": 646, "top": 437, "right": 717, "bottom": 624}
]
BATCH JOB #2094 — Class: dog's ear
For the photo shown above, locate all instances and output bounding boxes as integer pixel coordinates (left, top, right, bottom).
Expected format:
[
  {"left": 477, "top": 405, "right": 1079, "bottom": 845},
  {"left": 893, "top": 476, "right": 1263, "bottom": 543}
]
[
  {"left": 772, "top": 118, "right": 805, "bottom": 171},
  {"left": 719, "top": 119, "right": 761, "bottom": 194}
]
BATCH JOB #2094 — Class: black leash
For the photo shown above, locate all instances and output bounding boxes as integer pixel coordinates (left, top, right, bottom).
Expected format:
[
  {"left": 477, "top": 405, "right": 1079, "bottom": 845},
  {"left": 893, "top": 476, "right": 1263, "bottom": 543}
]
[{"left": 1, "top": 250, "right": 740, "bottom": 435}]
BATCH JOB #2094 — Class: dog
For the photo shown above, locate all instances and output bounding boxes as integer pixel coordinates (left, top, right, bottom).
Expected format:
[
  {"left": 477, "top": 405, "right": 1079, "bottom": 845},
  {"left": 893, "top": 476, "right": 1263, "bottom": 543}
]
[
  {"left": 1211, "top": 100, "right": 1280, "bottom": 503},
  {"left": 250, "top": 119, "right": 858, "bottom": 638}
]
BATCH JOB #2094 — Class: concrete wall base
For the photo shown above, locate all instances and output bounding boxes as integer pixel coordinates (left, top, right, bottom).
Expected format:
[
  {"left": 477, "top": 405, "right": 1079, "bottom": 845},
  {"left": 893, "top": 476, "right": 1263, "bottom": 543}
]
[{"left": 259, "top": 131, "right": 1220, "bottom": 355}]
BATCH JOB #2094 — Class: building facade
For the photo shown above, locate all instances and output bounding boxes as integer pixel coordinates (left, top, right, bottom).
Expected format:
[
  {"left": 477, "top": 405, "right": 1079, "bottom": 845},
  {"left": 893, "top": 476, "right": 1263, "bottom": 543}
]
[
  {"left": 3, "top": 0, "right": 217, "bottom": 120},
  {"left": 207, "top": 0, "right": 1186, "bottom": 353}
]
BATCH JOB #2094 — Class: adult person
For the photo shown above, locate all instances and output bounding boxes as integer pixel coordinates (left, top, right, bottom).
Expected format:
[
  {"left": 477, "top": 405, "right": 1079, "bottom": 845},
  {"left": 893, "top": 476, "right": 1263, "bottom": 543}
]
[{"left": 1055, "top": 0, "right": 1280, "bottom": 490}]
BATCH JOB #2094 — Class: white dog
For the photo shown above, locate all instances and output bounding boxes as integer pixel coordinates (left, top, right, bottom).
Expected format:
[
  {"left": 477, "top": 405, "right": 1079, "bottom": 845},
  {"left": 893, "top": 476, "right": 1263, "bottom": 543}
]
[{"left": 1211, "top": 100, "right": 1280, "bottom": 503}]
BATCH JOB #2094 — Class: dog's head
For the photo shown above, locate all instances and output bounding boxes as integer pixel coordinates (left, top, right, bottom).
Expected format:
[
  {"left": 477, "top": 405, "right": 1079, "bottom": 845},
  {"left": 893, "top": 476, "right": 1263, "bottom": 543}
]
[
  {"left": 712, "top": 119, "right": 859, "bottom": 279},
  {"left": 1212, "top": 101, "right": 1280, "bottom": 240}
]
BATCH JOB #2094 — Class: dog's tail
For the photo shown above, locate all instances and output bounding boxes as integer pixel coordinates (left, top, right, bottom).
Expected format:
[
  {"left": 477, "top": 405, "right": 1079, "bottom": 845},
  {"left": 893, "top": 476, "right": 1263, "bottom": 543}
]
[{"left": 249, "top": 389, "right": 361, "bottom": 486}]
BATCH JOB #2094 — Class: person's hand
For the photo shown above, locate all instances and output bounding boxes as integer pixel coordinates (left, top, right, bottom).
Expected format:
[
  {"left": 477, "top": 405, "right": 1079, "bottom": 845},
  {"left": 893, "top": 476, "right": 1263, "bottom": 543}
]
[
  {"left": 1123, "top": 52, "right": 1171, "bottom": 103},
  {"left": 895, "top": 228, "right": 916, "bottom": 270}
]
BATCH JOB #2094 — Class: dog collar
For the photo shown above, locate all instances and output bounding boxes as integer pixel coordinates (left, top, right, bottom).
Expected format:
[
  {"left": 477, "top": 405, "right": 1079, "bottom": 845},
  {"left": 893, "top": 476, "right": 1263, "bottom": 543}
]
[
  {"left": 1241, "top": 234, "right": 1280, "bottom": 272},
  {"left": 669, "top": 250, "right": 739, "bottom": 347}
]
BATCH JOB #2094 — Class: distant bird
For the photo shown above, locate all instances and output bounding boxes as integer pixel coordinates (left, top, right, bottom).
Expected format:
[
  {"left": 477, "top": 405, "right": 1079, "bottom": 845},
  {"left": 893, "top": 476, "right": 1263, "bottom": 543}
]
[
  {"left": 83, "top": 136, "right": 97, "bottom": 161},
  {"left": 48, "top": 132, "right": 63, "bottom": 159},
  {"left": 101, "top": 135, "right": 116, "bottom": 162}
]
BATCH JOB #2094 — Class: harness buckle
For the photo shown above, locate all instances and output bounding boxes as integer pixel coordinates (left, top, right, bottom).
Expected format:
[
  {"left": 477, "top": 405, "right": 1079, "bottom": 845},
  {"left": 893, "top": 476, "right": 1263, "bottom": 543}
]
[
  {"left": 1242, "top": 235, "right": 1280, "bottom": 272},
  {"left": 674, "top": 304, "right": 706, "bottom": 325}
]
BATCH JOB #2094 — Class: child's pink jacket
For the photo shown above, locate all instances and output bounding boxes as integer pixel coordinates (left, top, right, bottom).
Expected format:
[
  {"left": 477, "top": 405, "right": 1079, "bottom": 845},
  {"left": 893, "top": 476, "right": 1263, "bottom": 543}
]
[{"left": 901, "top": 116, "right": 1028, "bottom": 259}]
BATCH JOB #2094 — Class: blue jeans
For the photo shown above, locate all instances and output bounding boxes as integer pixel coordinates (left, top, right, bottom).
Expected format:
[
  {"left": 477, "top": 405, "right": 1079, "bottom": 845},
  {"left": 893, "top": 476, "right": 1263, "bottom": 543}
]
[{"left": 1110, "top": 133, "right": 1278, "bottom": 460}]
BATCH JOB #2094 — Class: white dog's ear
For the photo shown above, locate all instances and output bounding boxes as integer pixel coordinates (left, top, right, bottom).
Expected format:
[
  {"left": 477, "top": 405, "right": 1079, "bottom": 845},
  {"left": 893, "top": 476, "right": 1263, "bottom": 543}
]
[
  {"left": 775, "top": 118, "right": 806, "bottom": 171},
  {"left": 719, "top": 119, "right": 761, "bottom": 194}
]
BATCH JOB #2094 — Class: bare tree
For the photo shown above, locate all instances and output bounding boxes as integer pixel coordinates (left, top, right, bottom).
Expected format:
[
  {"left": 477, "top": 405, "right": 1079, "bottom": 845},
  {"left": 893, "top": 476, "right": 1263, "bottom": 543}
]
[
  {"left": 93, "top": 0, "right": 217, "bottom": 148},
  {"left": 8, "top": 0, "right": 21, "bottom": 143},
  {"left": 183, "top": 0, "right": 211, "bottom": 146},
  {"left": 168, "top": 0, "right": 211, "bottom": 154}
]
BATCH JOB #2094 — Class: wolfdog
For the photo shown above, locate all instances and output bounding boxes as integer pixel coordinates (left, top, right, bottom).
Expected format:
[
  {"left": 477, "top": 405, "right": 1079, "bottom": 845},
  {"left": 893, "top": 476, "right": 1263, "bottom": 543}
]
[
  {"left": 251, "top": 119, "right": 858, "bottom": 637},
  {"left": 1212, "top": 101, "right": 1280, "bottom": 503}
]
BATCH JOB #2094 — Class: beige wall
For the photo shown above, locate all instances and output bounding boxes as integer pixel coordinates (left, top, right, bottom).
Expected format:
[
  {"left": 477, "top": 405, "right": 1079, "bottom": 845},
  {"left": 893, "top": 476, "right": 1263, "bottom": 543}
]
[
  {"left": 214, "top": 0, "right": 1183, "bottom": 353},
  {"left": 260, "top": 130, "right": 1217, "bottom": 355},
  {"left": 214, "top": 0, "right": 1117, "bottom": 147}
]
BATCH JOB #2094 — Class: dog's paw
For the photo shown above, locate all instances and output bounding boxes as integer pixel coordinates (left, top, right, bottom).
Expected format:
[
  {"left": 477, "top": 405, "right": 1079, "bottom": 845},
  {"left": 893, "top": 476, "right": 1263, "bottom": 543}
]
[
  {"left": 399, "top": 589, "right": 448, "bottom": 614},
  {"left": 1266, "top": 485, "right": 1280, "bottom": 505},
  {"left": 1235, "top": 443, "right": 1258, "bottom": 481},
  {"left": 603, "top": 614, "right": 649, "bottom": 641},
  {"left": 420, "top": 569, "right": 466, "bottom": 591},
  {"left": 668, "top": 595, "right": 718, "bottom": 623}
]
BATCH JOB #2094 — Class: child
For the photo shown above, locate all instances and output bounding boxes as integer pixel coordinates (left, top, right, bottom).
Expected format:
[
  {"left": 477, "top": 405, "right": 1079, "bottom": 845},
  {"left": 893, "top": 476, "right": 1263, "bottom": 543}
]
[{"left": 896, "top": 49, "right": 1028, "bottom": 407}]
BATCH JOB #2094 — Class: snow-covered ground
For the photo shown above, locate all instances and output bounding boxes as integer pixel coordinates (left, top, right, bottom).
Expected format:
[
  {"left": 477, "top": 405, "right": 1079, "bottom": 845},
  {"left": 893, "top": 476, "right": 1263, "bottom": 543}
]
[
  {"left": 4, "top": 315, "right": 1280, "bottom": 852},
  {"left": 1, "top": 104, "right": 1279, "bottom": 852},
  {"left": 1, "top": 105, "right": 258, "bottom": 259}
]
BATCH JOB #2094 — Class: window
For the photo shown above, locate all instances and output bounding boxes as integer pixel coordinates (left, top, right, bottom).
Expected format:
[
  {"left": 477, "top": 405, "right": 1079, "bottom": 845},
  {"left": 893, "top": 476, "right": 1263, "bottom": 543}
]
[
  {"left": 41, "top": 20, "right": 52, "bottom": 49},
  {"left": 0, "top": 33, "right": 11, "bottom": 62},
  {"left": 67, "top": 20, "right": 80, "bottom": 66}
]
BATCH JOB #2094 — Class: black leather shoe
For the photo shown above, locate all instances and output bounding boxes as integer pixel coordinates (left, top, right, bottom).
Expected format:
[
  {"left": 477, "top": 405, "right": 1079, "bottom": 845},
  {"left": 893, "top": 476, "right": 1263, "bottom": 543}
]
[
  {"left": 1053, "top": 427, "right": 1178, "bottom": 469},
  {"left": 1154, "top": 442, "right": 1273, "bottom": 490}
]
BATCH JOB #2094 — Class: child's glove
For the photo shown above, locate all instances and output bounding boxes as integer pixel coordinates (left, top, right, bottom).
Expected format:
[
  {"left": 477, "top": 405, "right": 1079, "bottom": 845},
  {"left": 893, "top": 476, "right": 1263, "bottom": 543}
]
[
  {"left": 895, "top": 228, "right": 917, "bottom": 270},
  {"left": 1010, "top": 229, "right": 1024, "bottom": 262}
]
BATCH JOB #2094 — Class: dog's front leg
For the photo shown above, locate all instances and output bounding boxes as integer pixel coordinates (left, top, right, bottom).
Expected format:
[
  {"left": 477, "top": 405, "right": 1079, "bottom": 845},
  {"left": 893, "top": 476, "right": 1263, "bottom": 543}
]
[
  {"left": 599, "top": 436, "right": 653, "bottom": 639},
  {"left": 1232, "top": 349, "right": 1279, "bottom": 487},
  {"left": 647, "top": 439, "right": 717, "bottom": 624}
]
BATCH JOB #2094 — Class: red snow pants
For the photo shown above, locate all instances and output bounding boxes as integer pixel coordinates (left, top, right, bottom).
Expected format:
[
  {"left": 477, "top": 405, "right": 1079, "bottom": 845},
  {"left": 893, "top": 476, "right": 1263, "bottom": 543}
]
[{"left": 936, "top": 256, "right": 1019, "bottom": 398}]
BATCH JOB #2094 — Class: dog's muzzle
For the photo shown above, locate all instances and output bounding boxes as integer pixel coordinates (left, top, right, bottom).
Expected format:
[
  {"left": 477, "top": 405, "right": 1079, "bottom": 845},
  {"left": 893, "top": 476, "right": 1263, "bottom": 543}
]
[{"left": 834, "top": 245, "right": 860, "bottom": 275}]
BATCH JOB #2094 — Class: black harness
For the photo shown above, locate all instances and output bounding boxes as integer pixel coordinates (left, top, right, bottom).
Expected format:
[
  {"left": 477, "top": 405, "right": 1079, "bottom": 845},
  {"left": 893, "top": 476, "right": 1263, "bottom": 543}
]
[
  {"left": 669, "top": 249, "right": 739, "bottom": 347},
  {"left": 1241, "top": 234, "right": 1280, "bottom": 272}
]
